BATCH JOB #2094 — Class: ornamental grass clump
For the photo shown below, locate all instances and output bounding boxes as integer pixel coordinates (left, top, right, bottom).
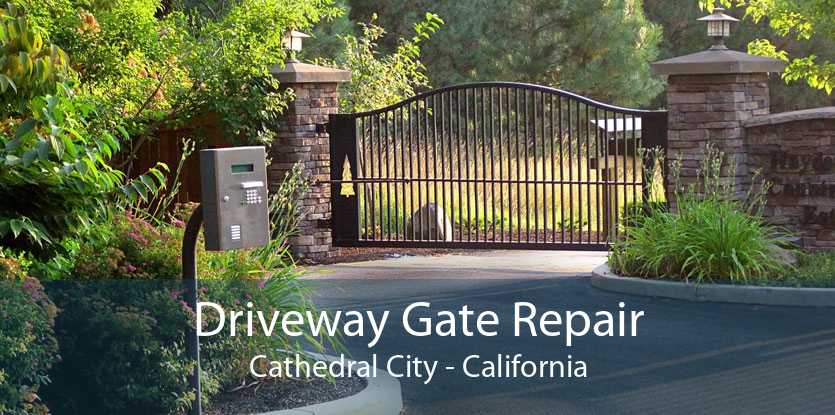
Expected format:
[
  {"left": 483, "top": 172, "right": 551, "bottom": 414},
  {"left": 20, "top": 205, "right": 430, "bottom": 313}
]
[{"left": 610, "top": 145, "right": 787, "bottom": 284}]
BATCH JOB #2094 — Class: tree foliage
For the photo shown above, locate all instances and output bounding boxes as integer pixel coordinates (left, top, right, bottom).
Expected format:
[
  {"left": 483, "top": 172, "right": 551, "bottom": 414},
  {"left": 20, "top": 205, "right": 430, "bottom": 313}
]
[
  {"left": 0, "top": 4, "right": 167, "bottom": 256},
  {"left": 345, "top": 0, "right": 664, "bottom": 107},
  {"left": 0, "top": 3, "right": 70, "bottom": 106},
  {"left": 644, "top": 1, "right": 834, "bottom": 111},
  {"left": 11, "top": 0, "right": 341, "bottom": 155},
  {"left": 321, "top": 12, "right": 443, "bottom": 112},
  {"left": 702, "top": 0, "right": 835, "bottom": 94}
]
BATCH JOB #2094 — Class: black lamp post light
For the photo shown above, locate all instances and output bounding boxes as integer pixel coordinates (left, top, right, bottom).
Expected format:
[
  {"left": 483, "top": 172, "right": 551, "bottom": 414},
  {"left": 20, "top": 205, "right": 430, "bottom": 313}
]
[{"left": 698, "top": 7, "right": 739, "bottom": 50}]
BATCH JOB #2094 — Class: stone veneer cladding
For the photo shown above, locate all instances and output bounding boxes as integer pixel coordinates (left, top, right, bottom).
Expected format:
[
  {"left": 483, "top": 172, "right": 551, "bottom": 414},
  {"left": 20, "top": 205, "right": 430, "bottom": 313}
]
[
  {"left": 665, "top": 73, "right": 770, "bottom": 207},
  {"left": 745, "top": 115, "right": 835, "bottom": 250},
  {"left": 269, "top": 82, "right": 341, "bottom": 259}
]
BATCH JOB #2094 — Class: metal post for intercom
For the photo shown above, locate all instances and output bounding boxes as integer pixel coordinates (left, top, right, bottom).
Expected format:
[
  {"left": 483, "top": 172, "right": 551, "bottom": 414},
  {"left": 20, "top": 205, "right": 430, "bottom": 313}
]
[
  {"left": 182, "top": 205, "right": 204, "bottom": 415},
  {"left": 181, "top": 146, "right": 270, "bottom": 415}
]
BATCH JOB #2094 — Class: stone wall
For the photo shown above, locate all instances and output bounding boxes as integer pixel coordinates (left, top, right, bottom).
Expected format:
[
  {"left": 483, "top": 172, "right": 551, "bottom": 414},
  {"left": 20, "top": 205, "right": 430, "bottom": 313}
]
[
  {"left": 665, "top": 73, "right": 770, "bottom": 205},
  {"left": 269, "top": 82, "right": 341, "bottom": 259},
  {"left": 743, "top": 108, "right": 835, "bottom": 250}
]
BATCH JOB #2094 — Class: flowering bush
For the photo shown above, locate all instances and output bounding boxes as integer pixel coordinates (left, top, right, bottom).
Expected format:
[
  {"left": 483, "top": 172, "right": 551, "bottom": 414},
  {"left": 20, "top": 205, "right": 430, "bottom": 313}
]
[
  {"left": 0, "top": 254, "right": 60, "bottom": 415},
  {"left": 43, "top": 166, "right": 330, "bottom": 414}
]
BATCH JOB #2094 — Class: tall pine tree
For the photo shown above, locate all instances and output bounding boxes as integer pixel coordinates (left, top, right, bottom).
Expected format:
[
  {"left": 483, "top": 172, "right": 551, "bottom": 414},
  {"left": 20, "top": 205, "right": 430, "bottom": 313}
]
[{"left": 346, "top": 0, "right": 664, "bottom": 107}]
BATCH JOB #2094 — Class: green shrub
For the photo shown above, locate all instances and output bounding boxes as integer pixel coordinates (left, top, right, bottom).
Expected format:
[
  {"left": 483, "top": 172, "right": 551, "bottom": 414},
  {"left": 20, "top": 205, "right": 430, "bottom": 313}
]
[
  {"left": 774, "top": 251, "right": 835, "bottom": 288},
  {"left": 44, "top": 280, "right": 197, "bottom": 415},
  {"left": 42, "top": 164, "right": 333, "bottom": 414},
  {"left": 610, "top": 145, "right": 787, "bottom": 283},
  {"left": 323, "top": 12, "right": 443, "bottom": 113},
  {"left": 621, "top": 201, "right": 667, "bottom": 229},
  {"left": 0, "top": 5, "right": 167, "bottom": 258},
  {"left": 0, "top": 254, "right": 60, "bottom": 415}
]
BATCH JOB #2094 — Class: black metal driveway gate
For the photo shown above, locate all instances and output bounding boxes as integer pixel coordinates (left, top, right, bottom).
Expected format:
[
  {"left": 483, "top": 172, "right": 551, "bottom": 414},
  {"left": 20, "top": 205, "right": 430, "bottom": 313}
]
[{"left": 328, "top": 82, "right": 667, "bottom": 250}]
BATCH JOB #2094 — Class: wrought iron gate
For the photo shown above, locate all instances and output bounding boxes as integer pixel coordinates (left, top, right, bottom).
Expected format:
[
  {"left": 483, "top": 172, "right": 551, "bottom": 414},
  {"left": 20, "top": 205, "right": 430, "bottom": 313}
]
[{"left": 329, "top": 82, "right": 666, "bottom": 250}]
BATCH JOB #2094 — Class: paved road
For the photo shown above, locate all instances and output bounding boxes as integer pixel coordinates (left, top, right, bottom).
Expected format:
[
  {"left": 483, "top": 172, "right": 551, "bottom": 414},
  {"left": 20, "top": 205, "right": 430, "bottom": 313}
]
[{"left": 305, "top": 252, "right": 835, "bottom": 415}]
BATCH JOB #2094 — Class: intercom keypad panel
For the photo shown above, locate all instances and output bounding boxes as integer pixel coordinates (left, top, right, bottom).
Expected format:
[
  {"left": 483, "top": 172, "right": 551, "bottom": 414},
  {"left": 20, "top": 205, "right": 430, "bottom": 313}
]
[
  {"left": 200, "top": 147, "right": 269, "bottom": 251},
  {"left": 241, "top": 181, "right": 265, "bottom": 205}
]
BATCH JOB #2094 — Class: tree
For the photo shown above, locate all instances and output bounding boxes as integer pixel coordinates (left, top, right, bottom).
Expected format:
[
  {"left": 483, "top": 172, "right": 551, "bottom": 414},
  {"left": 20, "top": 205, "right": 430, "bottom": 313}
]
[
  {"left": 318, "top": 12, "right": 443, "bottom": 112},
  {"left": 0, "top": 4, "right": 166, "bottom": 255},
  {"left": 702, "top": 0, "right": 835, "bottom": 94},
  {"left": 10, "top": 0, "right": 342, "bottom": 167},
  {"left": 645, "top": 0, "right": 834, "bottom": 111},
  {"left": 346, "top": 0, "right": 664, "bottom": 107}
]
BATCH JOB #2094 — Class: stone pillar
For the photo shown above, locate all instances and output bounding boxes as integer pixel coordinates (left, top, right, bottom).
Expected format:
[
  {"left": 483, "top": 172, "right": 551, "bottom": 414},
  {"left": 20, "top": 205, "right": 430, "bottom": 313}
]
[
  {"left": 651, "top": 49, "right": 784, "bottom": 207},
  {"left": 269, "top": 61, "right": 350, "bottom": 260}
]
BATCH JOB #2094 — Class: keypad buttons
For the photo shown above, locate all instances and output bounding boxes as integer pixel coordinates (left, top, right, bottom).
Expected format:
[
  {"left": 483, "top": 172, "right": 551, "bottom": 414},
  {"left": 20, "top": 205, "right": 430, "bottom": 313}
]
[{"left": 242, "top": 188, "right": 262, "bottom": 205}]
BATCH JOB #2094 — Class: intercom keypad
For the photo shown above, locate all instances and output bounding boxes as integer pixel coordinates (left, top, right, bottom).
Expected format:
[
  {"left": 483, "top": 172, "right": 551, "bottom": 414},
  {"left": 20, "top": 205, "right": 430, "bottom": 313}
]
[
  {"left": 241, "top": 181, "right": 264, "bottom": 205},
  {"left": 200, "top": 147, "right": 269, "bottom": 251}
]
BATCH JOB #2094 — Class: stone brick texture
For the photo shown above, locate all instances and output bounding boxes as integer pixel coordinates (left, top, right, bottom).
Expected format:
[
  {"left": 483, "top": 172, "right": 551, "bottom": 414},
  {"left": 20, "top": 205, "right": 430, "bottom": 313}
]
[
  {"left": 745, "top": 118, "right": 835, "bottom": 250},
  {"left": 666, "top": 73, "right": 770, "bottom": 209},
  {"left": 667, "top": 73, "right": 835, "bottom": 250},
  {"left": 269, "top": 82, "right": 340, "bottom": 259}
]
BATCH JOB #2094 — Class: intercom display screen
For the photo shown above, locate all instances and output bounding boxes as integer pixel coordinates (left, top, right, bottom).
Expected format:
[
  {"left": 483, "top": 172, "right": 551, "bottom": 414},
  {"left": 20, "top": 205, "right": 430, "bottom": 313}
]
[{"left": 231, "top": 163, "right": 255, "bottom": 173}]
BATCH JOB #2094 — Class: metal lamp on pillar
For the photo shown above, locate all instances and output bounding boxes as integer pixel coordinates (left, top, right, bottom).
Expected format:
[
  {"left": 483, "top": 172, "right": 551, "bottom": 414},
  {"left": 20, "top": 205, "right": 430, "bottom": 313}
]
[
  {"left": 650, "top": 7, "right": 784, "bottom": 208},
  {"left": 282, "top": 30, "right": 310, "bottom": 62},
  {"left": 697, "top": 7, "right": 740, "bottom": 50}
]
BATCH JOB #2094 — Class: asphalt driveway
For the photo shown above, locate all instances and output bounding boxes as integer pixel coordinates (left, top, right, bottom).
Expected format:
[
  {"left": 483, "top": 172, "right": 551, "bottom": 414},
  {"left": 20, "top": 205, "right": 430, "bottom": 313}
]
[{"left": 304, "top": 251, "right": 835, "bottom": 415}]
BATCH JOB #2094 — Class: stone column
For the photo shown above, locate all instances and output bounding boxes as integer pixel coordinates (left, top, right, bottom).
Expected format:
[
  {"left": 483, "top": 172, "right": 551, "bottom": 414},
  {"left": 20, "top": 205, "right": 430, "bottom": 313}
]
[
  {"left": 651, "top": 49, "right": 783, "bottom": 206},
  {"left": 269, "top": 61, "right": 350, "bottom": 260}
]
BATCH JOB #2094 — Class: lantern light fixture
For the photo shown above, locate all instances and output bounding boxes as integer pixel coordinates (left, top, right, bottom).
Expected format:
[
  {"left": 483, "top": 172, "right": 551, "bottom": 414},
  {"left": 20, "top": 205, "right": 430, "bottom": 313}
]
[
  {"left": 282, "top": 30, "right": 310, "bottom": 61},
  {"left": 698, "top": 7, "right": 739, "bottom": 50}
]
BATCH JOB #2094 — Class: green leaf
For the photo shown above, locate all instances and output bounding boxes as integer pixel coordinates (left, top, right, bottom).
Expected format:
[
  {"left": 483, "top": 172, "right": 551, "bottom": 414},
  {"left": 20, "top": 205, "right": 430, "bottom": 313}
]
[
  {"left": 15, "top": 117, "right": 35, "bottom": 139},
  {"left": 131, "top": 181, "right": 149, "bottom": 201},
  {"left": 4, "top": 154, "right": 20, "bottom": 165},
  {"left": 21, "top": 149, "right": 37, "bottom": 166},
  {"left": 36, "top": 139, "right": 50, "bottom": 160},
  {"left": 9, "top": 219, "right": 23, "bottom": 237},
  {"left": 61, "top": 134, "right": 78, "bottom": 157}
]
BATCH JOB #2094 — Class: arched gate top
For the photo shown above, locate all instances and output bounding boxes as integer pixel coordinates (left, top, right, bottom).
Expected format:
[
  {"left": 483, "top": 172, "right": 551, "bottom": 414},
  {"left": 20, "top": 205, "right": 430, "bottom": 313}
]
[{"left": 345, "top": 81, "right": 666, "bottom": 118}]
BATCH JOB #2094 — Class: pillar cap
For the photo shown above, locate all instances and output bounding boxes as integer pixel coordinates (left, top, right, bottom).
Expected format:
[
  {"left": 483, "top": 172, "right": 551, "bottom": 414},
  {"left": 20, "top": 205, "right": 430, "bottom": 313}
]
[
  {"left": 651, "top": 49, "right": 785, "bottom": 76},
  {"left": 270, "top": 61, "right": 351, "bottom": 84}
]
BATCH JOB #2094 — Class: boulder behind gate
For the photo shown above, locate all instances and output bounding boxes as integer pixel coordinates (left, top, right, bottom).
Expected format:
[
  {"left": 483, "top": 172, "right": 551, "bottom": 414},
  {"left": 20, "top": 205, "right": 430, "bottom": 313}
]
[{"left": 405, "top": 203, "right": 453, "bottom": 241}]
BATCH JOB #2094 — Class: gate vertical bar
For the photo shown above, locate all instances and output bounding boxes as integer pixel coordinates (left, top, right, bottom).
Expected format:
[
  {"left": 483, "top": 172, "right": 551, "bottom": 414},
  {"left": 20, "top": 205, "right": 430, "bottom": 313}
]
[
  {"left": 585, "top": 104, "right": 592, "bottom": 244},
  {"left": 621, "top": 111, "right": 628, "bottom": 237},
  {"left": 480, "top": 88, "right": 489, "bottom": 241},
  {"left": 423, "top": 97, "right": 432, "bottom": 239},
  {"left": 549, "top": 95, "right": 556, "bottom": 243},
  {"left": 594, "top": 106, "right": 601, "bottom": 244},
  {"left": 465, "top": 89, "right": 472, "bottom": 241},
  {"left": 523, "top": 90, "right": 530, "bottom": 242},
  {"left": 384, "top": 112, "right": 391, "bottom": 241},
  {"left": 402, "top": 107, "right": 409, "bottom": 240},
  {"left": 498, "top": 88, "right": 506, "bottom": 243},
  {"left": 567, "top": 97, "right": 574, "bottom": 243},
  {"left": 392, "top": 109, "right": 400, "bottom": 240},
  {"left": 432, "top": 95, "right": 447, "bottom": 240},
  {"left": 505, "top": 88, "right": 512, "bottom": 242},
  {"left": 531, "top": 92, "right": 544, "bottom": 242},
  {"left": 576, "top": 100, "right": 583, "bottom": 243},
  {"left": 489, "top": 88, "right": 496, "bottom": 242}
]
